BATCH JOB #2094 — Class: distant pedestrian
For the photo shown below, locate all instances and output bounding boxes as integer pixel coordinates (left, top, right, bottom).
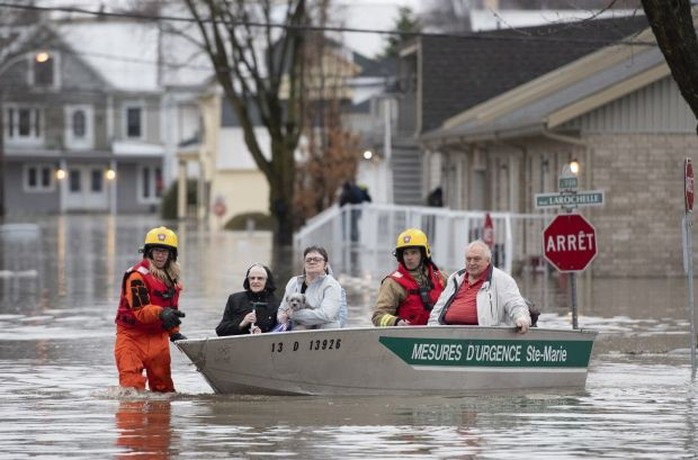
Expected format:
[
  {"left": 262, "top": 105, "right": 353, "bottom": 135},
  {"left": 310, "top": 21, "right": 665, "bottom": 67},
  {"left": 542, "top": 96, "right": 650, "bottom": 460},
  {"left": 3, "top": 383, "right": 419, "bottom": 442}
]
[
  {"left": 358, "top": 184, "right": 372, "bottom": 203},
  {"left": 427, "top": 186, "right": 443, "bottom": 207},
  {"left": 338, "top": 180, "right": 365, "bottom": 242}
]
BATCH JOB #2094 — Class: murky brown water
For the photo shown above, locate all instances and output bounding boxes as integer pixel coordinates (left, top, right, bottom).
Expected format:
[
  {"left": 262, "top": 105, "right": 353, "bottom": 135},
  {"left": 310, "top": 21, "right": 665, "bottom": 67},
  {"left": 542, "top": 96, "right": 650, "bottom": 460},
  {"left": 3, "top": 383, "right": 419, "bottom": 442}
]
[{"left": 0, "top": 215, "right": 696, "bottom": 459}]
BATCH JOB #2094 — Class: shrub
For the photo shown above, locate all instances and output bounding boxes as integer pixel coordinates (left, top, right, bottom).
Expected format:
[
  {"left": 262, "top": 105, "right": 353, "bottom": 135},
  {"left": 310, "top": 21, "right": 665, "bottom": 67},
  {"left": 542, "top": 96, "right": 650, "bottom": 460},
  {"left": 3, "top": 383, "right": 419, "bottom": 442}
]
[
  {"left": 224, "top": 212, "right": 275, "bottom": 231},
  {"left": 160, "top": 179, "right": 199, "bottom": 219}
]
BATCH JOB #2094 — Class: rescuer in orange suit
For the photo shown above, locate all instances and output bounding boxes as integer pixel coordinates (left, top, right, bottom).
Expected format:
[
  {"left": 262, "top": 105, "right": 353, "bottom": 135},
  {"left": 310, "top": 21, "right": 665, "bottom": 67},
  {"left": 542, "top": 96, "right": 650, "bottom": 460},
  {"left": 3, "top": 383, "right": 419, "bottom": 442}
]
[{"left": 114, "top": 226, "right": 186, "bottom": 392}]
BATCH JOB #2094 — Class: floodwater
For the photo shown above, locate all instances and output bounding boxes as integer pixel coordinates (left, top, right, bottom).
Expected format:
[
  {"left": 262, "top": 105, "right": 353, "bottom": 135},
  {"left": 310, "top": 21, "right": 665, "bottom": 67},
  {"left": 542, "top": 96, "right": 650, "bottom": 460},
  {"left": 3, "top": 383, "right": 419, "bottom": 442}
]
[{"left": 0, "top": 215, "right": 696, "bottom": 459}]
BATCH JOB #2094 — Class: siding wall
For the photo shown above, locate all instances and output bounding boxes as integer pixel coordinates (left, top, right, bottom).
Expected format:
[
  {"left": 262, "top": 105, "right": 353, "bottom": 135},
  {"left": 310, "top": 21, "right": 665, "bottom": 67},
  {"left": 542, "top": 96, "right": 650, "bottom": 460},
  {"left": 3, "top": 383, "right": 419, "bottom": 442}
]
[{"left": 561, "top": 76, "right": 696, "bottom": 134}]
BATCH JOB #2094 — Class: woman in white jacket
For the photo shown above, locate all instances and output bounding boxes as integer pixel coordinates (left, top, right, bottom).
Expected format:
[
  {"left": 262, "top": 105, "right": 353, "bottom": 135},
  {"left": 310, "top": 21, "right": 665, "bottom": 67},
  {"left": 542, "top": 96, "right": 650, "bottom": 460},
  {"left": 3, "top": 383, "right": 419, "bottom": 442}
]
[
  {"left": 427, "top": 240, "right": 531, "bottom": 333},
  {"left": 277, "top": 246, "right": 343, "bottom": 329}
]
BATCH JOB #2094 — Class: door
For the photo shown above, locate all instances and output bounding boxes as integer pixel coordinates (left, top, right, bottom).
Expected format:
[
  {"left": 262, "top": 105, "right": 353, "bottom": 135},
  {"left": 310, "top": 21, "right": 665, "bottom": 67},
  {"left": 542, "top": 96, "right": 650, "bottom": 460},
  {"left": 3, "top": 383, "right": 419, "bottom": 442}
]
[{"left": 65, "top": 165, "right": 108, "bottom": 211}]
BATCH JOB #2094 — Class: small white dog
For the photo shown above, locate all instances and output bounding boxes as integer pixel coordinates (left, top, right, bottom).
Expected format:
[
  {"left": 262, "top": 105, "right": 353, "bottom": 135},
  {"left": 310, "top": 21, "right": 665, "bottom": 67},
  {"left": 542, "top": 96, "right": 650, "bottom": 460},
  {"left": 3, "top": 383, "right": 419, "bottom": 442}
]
[
  {"left": 285, "top": 293, "right": 314, "bottom": 331},
  {"left": 286, "top": 292, "right": 308, "bottom": 312}
]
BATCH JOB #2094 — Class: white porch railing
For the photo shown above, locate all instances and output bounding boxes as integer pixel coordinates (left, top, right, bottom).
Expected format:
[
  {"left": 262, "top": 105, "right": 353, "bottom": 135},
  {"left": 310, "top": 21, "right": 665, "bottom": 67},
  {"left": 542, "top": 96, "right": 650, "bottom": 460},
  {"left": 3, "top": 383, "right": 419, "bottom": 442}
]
[{"left": 294, "top": 204, "right": 548, "bottom": 278}]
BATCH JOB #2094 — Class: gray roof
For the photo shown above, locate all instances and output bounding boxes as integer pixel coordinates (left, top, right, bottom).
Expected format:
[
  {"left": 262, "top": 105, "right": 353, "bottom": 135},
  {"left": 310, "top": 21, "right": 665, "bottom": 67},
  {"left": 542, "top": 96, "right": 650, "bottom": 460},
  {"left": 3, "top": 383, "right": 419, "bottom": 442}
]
[
  {"left": 418, "top": 14, "right": 650, "bottom": 132},
  {"left": 423, "top": 45, "right": 666, "bottom": 143},
  {"left": 353, "top": 52, "right": 397, "bottom": 78}
]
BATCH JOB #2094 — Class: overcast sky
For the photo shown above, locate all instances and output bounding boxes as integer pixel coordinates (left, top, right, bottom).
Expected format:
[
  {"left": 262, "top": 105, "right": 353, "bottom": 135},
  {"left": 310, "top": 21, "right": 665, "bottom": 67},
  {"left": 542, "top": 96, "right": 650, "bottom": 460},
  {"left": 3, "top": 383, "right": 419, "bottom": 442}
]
[
  {"left": 34, "top": 0, "right": 421, "bottom": 58},
  {"left": 332, "top": 0, "right": 423, "bottom": 57}
]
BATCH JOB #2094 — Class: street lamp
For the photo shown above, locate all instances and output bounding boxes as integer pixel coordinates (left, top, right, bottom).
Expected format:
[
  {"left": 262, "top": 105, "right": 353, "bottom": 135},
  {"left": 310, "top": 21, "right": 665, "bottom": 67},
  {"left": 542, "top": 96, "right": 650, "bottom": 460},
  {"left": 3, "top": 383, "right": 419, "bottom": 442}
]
[
  {"left": 562, "top": 158, "right": 581, "bottom": 178},
  {"left": 0, "top": 51, "right": 51, "bottom": 218},
  {"left": 569, "top": 158, "right": 580, "bottom": 176}
]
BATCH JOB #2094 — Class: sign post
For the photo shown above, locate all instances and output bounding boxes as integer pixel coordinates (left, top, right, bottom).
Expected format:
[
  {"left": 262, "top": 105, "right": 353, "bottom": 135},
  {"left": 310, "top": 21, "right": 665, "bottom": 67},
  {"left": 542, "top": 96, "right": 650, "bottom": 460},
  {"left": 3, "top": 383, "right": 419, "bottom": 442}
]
[
  {"left": 537, "top": 168, "right": 601, "bottom": 330},
  {"left": 543, "top": 214, "right": 597, "bottom": 329},
  {"left": 683, "top": 158, "right": 696, "bottom": 374}
]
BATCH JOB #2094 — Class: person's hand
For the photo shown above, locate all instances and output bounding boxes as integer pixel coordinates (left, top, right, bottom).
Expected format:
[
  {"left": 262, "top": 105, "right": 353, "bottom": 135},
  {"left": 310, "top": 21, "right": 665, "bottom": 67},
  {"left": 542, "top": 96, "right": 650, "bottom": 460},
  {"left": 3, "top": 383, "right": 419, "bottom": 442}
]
[
  {"left": 160, "top": 308, "right": 185, "bottom": 330},
  {"left": 250, "top": 326, "right": 262, "bottom": 335},
  {"left": 240, "top": 311, "right": 257, "bottom": 328},
  {"left": 515, "top": 317, "right": 529, "bottom": 334},
  {"left": 169, "top": 332, "right": 187, "bottom": 342},
  {"left": 278, "top": 310, "right": 292, "bottom": 323},
  {"left": 396, "top": 319, "right": 411, "bottom": 326}
]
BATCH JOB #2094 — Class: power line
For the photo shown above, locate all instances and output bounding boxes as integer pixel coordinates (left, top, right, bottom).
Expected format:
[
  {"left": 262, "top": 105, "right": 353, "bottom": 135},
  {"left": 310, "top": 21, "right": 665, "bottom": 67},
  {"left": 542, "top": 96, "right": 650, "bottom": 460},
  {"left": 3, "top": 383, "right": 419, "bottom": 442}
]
[{"left": 0, "top": 1, "right": 656, "bottom": 46}]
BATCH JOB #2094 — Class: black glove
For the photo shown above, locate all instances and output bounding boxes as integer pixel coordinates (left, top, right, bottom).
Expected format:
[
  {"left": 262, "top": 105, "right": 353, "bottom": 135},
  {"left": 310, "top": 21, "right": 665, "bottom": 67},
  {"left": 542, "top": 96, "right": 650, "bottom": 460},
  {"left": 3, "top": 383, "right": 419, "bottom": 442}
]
[
  {"left": 160, "top": 308, "right": 185, "bottom": 330},
  {"left": 169, "top": 332, "right": 187, "bottom": 342}
]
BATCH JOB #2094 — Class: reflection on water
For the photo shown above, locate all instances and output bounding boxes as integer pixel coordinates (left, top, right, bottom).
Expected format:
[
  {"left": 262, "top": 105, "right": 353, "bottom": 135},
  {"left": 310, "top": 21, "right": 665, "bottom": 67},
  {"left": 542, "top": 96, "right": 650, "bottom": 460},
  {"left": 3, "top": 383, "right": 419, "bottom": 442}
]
[
  {"left": 116, "top": 399, "right": 173, "bottom": 459},
  {"left": 0, "top": 215, "right": 697, "bottom": 459}
]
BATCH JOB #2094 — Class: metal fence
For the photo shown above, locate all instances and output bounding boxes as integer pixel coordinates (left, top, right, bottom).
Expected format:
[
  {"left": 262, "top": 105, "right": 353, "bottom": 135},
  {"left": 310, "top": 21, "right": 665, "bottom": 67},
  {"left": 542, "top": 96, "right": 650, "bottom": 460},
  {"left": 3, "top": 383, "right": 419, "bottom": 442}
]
[{"left": 295, "top": 203, "right": 549, "bottom": 278}]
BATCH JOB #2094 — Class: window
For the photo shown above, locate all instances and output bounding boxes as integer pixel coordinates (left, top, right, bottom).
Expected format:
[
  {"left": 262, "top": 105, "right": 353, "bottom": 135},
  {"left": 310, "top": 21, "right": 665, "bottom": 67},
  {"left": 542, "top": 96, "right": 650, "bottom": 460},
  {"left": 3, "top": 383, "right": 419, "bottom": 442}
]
[
  {"left": 5, "top": 105, "right": 42, "bottom": 142},
  {"left": 34, "top": 56, "right": 54, "bottom": 86},
  {"left": 24, "top": 165, "right": 55, "bottom": 192},
  {"left": 73, "top": 111, "right": 86, "bottom": 138},
  {"left": 65, "top": 105, "right": 93, "bottom": 150},
  {"left": 126, "top": 106, "right": 142, "bottom": 138},
  {"left": 139, "top": 166, "right": 163, "bottom": 202},
  {"left": 91, "top": 169, "right": 103, "bottom": 193},
  {"left": 69, "top": 169, "right": 81, "bottom": 193}
]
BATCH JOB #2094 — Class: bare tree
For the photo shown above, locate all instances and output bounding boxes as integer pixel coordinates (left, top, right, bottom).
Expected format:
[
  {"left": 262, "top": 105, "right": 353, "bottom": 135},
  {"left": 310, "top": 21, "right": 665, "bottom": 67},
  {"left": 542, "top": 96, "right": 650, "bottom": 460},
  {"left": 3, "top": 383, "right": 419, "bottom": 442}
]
[
  {"left": 290, "top": 6, "right": 360, "bottom": 227},
  {"left": 641, "top": 0, "right": 698, "bottom": 132},
  {"left": 295, "top": 97, "right": 360, "bottom": 225},
  {"left": 183, "top": 0, "right": 308, "bottom": 246}
]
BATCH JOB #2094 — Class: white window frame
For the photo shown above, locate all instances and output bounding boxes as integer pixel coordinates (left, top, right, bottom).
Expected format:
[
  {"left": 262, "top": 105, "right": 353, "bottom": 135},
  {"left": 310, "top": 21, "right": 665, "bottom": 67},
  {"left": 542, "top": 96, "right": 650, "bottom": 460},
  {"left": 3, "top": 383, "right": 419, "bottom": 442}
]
[
  {"left": 138, "top": 165, "right": 163, "bottom": 204},
  {"left": 64, "top": 104, "right": 94, "bottom": 150},
  {"left": 23, "top": 164, "right": 56, "bottom": 193},
  {"left": 28, "top": 52, "right": 61, "bottom": 89},
  {"left": 123, "top": 101, "right": 145, "bottom": 140},
  {"left": 5, "top": 104, "right": 43, "bottom": 146}
]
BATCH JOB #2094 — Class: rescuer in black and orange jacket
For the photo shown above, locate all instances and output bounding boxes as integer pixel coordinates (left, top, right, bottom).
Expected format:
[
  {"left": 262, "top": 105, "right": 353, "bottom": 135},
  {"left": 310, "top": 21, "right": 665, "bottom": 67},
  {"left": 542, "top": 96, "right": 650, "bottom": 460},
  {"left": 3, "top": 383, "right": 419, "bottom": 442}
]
[
  {"left": 114, "top": 226, "right": 186, "bottom": 392},
  {"left": 371, "top": 228, "right": 447, "bottom": 327}
]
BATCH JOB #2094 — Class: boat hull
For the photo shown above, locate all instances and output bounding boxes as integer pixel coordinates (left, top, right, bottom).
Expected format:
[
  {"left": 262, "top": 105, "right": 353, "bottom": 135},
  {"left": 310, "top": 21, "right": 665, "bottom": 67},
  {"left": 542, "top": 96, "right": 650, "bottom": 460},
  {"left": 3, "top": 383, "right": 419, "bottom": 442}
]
[{"left": 176, "top": 326, "right": 596, "bottom": 396}]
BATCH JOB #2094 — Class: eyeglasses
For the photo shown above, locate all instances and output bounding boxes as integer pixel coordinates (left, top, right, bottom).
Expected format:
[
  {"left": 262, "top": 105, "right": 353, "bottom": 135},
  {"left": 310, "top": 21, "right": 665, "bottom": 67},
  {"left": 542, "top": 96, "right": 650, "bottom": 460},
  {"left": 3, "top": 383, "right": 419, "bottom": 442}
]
[{"left": 304, "top": 256, "right": 325, "bottom": 264}]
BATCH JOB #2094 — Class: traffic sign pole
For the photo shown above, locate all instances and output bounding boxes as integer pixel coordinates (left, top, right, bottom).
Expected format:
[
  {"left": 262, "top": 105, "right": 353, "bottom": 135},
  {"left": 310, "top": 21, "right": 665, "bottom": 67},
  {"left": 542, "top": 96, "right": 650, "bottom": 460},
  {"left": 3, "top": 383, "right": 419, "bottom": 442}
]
[
  {"left": 685, "top": 214, "right": 696, "bottom": 374},
  {"left": 570, "top": 272, "right": 578, "bottom": 329},
  {"left": 539, "top": 168, "right": 601, "bottom": 330},
  {"left": 684, "top": 157, "right": 696, "bottom": 375}
]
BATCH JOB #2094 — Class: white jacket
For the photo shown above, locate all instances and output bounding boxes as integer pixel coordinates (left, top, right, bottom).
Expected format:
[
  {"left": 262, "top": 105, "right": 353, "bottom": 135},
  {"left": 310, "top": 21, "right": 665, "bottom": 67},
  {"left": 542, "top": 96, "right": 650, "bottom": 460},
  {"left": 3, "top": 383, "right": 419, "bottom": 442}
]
[
  {"left": 427, "top": 265, "right": 530, "bottom": 327},
  {"left": 277, "top": 274, "right": 342, "bottom": 329}
]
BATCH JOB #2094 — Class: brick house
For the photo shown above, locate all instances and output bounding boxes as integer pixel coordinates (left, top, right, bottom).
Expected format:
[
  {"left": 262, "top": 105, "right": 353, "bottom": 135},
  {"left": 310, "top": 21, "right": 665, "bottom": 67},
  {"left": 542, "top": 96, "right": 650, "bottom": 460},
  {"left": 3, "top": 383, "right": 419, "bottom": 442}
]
[{"left": 418, "top": 15, "right": 698, "bottom": 276}]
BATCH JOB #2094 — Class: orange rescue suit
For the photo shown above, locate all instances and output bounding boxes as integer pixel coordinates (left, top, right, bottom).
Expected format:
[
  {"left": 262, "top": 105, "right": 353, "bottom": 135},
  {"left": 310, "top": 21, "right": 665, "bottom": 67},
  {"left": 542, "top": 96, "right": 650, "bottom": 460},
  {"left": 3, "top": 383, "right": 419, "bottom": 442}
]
[{"left": 114, "top": 259, "right": 182, "bottom": 392}]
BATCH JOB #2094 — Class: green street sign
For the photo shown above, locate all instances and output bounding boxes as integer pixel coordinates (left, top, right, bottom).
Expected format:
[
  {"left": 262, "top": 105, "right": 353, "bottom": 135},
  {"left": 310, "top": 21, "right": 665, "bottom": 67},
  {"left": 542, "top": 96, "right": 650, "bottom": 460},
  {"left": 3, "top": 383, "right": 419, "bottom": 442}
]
[
  {"left": 535, "top": 191, "right": 605, "bottom": 209},
  {"left": 559, "top": 176, "right": 578, "bottom": 190}
]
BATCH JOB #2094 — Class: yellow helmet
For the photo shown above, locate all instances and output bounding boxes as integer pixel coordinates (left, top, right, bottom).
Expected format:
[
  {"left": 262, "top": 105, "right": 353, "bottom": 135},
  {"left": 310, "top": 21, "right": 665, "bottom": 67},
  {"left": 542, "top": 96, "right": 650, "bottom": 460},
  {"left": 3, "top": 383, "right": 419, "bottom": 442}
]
[
  {"left": 143, "top": 226, "right": 178, "bottom": 260},
  {"left": 395, "top": 228, "right": 431, "bottom": 260}
]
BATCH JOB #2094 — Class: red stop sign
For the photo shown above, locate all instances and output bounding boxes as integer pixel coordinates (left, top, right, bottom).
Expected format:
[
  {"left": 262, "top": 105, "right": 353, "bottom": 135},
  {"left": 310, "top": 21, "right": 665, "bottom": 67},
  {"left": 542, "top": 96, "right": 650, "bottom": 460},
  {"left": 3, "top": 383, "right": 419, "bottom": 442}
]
[{"left": 543, "top": 214, "right": 597, "bottom": 272}]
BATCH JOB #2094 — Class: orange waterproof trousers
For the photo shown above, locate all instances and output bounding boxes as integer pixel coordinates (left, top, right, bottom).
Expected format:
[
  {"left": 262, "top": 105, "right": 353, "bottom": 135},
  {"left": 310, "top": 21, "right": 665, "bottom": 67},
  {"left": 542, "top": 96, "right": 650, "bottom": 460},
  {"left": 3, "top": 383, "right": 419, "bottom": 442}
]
[{"left": 115, "top": 325, "right": 174, "bottom": 392}]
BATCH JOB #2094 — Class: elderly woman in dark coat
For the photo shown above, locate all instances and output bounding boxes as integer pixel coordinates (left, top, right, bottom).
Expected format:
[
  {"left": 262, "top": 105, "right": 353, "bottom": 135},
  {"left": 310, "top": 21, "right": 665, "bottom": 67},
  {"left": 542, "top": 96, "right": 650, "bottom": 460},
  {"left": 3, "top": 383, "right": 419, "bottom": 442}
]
[{"left": 216, "top": 264, "right": 280, "bottom": 336}]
